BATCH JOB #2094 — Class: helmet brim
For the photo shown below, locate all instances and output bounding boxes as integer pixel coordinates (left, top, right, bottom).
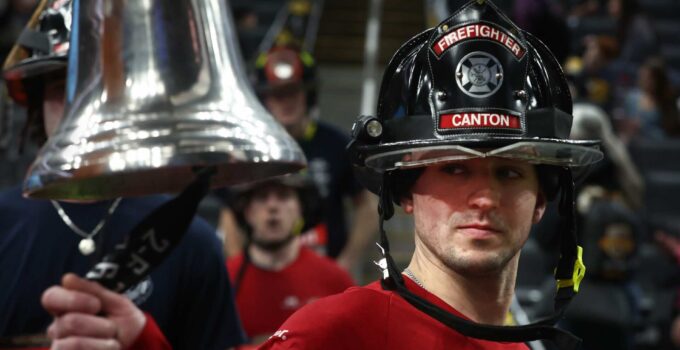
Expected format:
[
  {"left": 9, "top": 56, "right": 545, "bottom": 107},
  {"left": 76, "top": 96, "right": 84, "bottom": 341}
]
[
  {"left": 3, "top": 55, "right": 67, "bottom": 82},
  {"left": 362, "top": 138, "right": 603, "bottom": 171}
]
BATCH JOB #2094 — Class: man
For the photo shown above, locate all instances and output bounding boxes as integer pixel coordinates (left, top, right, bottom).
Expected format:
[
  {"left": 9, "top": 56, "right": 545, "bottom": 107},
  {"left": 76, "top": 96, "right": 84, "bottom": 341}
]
[
  {"left": 219, "top": 46, "right": 376, "bottom": 271},
  {"left": 227, "top": 174, "right": 353, "bottom": 346},
  {"left": 39, "top": 1, "right": 603, "bottom": 349},
  {"left": 0, "top": 1, "right": 245, "bottom": 349}
]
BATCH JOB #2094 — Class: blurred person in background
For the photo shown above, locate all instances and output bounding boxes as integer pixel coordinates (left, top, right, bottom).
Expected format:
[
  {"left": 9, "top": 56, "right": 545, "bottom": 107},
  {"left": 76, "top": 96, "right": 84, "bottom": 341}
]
[
  {"left": 607, "top": 0, "right": 659, "bottom": 67},
  {"left": 0, "top": 0, "right": 39, "bottom": 61},
  {"left": 566, "top": 0, "right": 601, "bottom": 18},
  {"left": 565, "top": 35, "right": 620, "bottom": 111},
  {"left": 531, "top": 77, "right": 645, "bottom": 258},
  {"left": 616, "top": 57, "right": 680, "bottom": 143},
  {"left": 570, "top": 93, "right": 645, "bottom": 209},
  {"left": 226, "top": 174, "right": 353, "bottom": 347},
  {"left": 512, "top": 0, "right": 570, "bottom": 64},
  {"left": 219, "top": 46, "right": 377, "bottom": 273},
  {"left": 0, "top": 1, "right": 245, "bottom": 349},
  {"left": 232, "top": 5, "right": 260, "bottom": 62},
  {"left": 558, "top": 199, "right": 644, "bottom": 350},
  {"left": 655, "top": 230, "right": 680, "bottom": 349}
]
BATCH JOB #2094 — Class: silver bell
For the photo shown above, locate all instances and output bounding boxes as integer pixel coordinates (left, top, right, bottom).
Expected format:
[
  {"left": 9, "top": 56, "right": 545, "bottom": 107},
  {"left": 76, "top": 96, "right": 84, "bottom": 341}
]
[{"left": 23, "top": 0, "right": 306, "bottom": 200}]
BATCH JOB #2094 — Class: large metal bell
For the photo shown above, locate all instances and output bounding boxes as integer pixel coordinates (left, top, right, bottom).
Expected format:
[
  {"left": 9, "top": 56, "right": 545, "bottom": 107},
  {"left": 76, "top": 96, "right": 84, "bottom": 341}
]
[{"left": 23, "top": 0, "right": 306, "bottom": 200}]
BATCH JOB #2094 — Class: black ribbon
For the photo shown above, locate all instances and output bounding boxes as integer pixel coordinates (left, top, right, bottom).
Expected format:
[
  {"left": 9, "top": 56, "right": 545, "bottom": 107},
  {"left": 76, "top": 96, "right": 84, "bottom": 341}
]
[{"left": 85, "top": 167, "right": 215, "bottom": 292}]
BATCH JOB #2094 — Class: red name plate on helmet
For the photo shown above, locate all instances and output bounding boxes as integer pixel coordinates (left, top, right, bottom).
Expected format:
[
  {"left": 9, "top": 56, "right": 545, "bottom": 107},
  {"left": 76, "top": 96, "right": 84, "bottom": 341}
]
[{"left": 439, "top": 111, "right": 522, "bottom": 130}]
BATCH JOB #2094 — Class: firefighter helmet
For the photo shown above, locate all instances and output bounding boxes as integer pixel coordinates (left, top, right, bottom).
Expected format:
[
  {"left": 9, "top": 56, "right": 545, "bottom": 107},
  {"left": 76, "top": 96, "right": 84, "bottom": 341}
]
[{"left": 348, "top": 0, "right": 602, "bottom": 196}]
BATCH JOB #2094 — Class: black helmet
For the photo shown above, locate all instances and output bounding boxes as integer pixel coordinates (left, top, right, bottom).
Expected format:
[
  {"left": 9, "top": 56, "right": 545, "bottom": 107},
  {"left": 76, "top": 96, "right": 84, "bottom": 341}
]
[
  {"left": 349, "top": 3, "right": 602, "bottom": 195},
  {"left": 253, "top": 46, "right": 318, "bottom": 107},
  {"left": 347, "top": 1, "right": 603, "bottom": 348},
  {"left": 3, "top": 0, "right": 72, "bottom": 106}
]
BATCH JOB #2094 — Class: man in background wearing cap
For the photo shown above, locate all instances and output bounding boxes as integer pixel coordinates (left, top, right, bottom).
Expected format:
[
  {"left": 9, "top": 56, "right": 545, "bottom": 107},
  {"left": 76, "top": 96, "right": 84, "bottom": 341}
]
[
  {"left": 219, "top": 46, "right": 377, "bottom": 273},
  {"left": 227, "top": 174, "right": 353, "bottom": 347},
  {"left": 0, "top": 1, "right": 245, "bottom": 349},
  {"left": 33, "top": 0, "right": 603, "bottom": 349}
]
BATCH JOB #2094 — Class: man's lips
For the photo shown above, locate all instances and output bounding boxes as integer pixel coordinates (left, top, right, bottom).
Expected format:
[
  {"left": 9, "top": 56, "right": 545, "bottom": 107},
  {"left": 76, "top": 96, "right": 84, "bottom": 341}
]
[
  {"left": 266, "top": 218, "right": 282, "bottom": 227},
  {"left": 456, "top": 223, "right": 502, "bottom": 238}
]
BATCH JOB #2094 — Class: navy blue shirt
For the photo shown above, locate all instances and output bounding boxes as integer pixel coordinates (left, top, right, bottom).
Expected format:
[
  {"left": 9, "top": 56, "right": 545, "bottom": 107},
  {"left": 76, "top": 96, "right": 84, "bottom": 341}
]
[
  {"left": 0, "top": 185, "right": 246, "bottom": 349},
  {"left": 298, "top": 121, "right": 363, "bottom": 258}
]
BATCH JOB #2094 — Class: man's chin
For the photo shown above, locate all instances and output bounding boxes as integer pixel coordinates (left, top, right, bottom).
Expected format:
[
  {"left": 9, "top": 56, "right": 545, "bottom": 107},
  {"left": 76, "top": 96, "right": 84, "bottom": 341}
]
[
  {"left": 445, "top": 250, "right": 513, "bottom": 276},
  {"left": 252, "top": 234, "right": 294, "bottom": 251}
]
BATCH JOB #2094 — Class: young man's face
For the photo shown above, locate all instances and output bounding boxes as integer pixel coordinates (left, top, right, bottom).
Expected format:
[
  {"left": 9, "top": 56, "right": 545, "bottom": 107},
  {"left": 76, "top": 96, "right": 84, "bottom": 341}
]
[
  {"left": 263, "top": 86, "right": 308, "bottom": 130},
  {"left": 402, "top": 157, "right": 546, "bottom": 277},
  {"left": 42, "top": 78, "right": 66, "bottom": 138},
  {"left": 244, "top": 184, "right": 302, "bottom": 245}
]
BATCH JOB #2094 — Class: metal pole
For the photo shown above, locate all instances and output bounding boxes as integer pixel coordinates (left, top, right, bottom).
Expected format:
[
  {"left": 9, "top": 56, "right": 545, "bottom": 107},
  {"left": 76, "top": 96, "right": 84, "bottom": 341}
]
[{"left": 360, "top": 0, "right": 383, "bottom": 116}]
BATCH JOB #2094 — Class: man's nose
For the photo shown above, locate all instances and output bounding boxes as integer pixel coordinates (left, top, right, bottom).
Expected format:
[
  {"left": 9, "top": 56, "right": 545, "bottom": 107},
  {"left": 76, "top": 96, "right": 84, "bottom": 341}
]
[
  {"left": 264, "top": 193, "right": 283, "bottom": 208},
  {"left": 467, "top": 175, "right": 501, "bottom": 211}
]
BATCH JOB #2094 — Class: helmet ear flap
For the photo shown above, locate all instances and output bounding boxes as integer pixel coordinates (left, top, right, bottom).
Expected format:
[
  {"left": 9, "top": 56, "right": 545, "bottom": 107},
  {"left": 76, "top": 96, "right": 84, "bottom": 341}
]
[
  {"left": 537, "top": 165, "right": 561, "bottom": 202},
  {"left": 391, "top": 168, "right": 425, "bottom": 205}
]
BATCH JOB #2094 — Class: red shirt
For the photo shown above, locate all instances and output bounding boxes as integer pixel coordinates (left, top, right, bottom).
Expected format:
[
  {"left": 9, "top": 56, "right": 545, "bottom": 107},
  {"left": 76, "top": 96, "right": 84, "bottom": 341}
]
[
  {"left": 258, "top": 276, "right": 530, "bottom": 350},
  {"left": 227, "top": 247, "right": 354, "bottom": 341}
]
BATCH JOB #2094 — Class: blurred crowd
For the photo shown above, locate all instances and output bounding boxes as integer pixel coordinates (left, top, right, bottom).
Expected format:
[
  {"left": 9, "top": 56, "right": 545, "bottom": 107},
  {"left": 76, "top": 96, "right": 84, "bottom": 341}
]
[{"left": 0, "top": 0, "right": 679, "bottom": 349}]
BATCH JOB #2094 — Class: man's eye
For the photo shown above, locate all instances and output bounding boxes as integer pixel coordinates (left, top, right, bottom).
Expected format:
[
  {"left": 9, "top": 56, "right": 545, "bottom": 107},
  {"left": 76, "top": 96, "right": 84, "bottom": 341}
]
[
  {"left": 440, "top": 164, "right": 464, "bottom": 175},
  {"left": 497, "top": 167, "right": 521, "bottom": 179}
]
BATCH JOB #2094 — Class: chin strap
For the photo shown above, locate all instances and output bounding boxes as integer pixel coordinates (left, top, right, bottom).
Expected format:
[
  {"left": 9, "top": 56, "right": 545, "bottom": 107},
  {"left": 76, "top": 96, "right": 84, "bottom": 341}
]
[{"left": 377, "top": 169, "right": 584, "bottom": 349}]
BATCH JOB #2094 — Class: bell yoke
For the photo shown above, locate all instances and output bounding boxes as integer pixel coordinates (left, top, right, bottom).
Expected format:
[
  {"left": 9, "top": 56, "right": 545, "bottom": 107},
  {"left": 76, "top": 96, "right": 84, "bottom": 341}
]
[{"left": 348, "top": 0, "right": 603, "bottom": 348}]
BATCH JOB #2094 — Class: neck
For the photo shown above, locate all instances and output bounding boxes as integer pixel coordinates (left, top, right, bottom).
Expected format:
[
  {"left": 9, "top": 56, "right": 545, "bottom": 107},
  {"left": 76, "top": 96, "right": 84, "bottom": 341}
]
[
  {"left": 248, "top": 237, "right": 301, "bottom": 271},
  {"left": 286, "top": 118, "right": 310, "bottom": 139},
  {"left": 406, "top": 238, "right": 518, "bottom": 325}
]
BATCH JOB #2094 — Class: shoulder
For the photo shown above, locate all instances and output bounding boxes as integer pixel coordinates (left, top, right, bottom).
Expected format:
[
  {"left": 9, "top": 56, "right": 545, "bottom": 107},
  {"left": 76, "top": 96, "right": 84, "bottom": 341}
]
[
  {"left": 298, "top": 248, "right": 353, "bottom": 281},
  {"left": 313, "top": 121, "right": 350, "bottom": 143},
  {"left": 295, "top": 248, "right": 354, "bottom": 287},
  {"left": 0, "top": 185, "right": 21, "bottom": 200},
  {"left": 0, "top": 186, "right": 53, "bottom": 226},
  {"left": 0, "top": 185, "right": 31, "bottom": 211},
  {"left": 226, "top": 253, "right": 244, "bottom": 277},
  {"left": 259, "top": 285, "right": 390, "bottom": 349}
]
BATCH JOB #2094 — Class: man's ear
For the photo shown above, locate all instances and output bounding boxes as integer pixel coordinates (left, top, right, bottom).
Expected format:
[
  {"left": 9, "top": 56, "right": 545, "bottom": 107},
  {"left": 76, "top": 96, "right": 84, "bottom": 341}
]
[
  {"left": 401, "top": 196, "right": 414, "bottom": 214},
  {"left": 243, "top": 202, "right": 255, "bottom": 226},
  {"left": 532, "top": 191, "right": 547, "bottom": 224}
]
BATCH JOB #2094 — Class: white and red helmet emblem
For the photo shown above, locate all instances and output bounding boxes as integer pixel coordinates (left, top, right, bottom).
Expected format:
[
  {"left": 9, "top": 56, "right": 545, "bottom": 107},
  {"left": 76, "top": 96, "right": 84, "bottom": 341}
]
[{"left": 455, "top": 51, "right": 503, "bottom": 98}]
